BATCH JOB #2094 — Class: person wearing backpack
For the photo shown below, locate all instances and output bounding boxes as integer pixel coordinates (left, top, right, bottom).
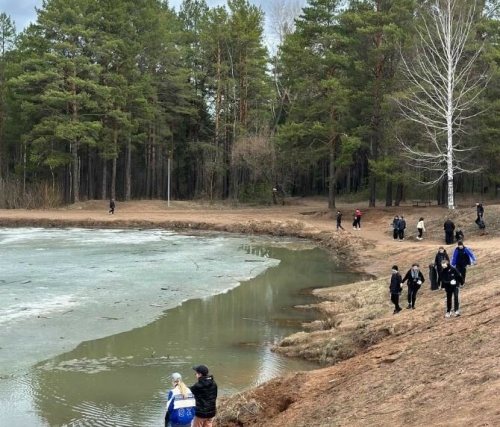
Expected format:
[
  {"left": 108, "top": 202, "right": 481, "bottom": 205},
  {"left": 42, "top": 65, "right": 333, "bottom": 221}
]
[
  {"left": 191, "top": 365, "right": 218, "bottom": 427},
  {"left": 165, "top": 372, "right": 196, "bottom": 427}
]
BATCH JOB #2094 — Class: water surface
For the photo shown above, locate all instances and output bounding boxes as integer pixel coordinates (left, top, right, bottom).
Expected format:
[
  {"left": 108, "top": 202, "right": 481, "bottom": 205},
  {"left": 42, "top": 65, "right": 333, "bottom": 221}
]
[{"left": 0, "top": 229, "right": 359, "bottom": 426}]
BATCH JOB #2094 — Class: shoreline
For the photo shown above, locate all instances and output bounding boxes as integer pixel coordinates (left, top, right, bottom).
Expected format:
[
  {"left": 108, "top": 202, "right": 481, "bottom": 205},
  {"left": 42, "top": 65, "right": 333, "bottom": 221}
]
[{"left": 2, "top": 200, "right": 500, "bottom": 426}]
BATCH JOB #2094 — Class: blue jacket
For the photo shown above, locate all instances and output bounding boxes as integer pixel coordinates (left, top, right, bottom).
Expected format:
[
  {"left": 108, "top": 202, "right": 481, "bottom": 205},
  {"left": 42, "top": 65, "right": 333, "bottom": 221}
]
[{"left": 451, "top": 246, "right": 476, "bottom": 267}]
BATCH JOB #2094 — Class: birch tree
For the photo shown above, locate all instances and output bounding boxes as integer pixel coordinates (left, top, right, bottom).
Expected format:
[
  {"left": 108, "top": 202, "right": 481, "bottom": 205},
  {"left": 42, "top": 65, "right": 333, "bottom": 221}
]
[{"left": 397, "top": 0, "right": 487, "bottom": 208}]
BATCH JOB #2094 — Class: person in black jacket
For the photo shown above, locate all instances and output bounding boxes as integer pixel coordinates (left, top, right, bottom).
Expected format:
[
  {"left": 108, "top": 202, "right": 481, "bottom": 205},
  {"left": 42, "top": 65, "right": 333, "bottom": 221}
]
[
  {"left": 402, "top": 263, "right": 425, "bottom": 309},
  {"left": 109, "top": 198, "right": 115, "bottom": 215},
  {"left": 336, "top": 211, "right": 345, "bottom": 231},
  {"left": 397, "top": 216, "right": 406, "bottom": 241},
  {"left": 434, "top": 246, "right": 450, "bottom": 290},
  {"left": 389, "top": 265, "right": 403, "bottom": 314},
  {"left": 191, "top": 365, "right": 218, "bottom": 427},
  {"left": 443, "top": 219, "right": 455, "bottom": 244},
  {"left": 439, "top": 258, "right": 464, "bottom": 318},
  {"left": 392, "top": 216, "right": 399, "bottom": 240}
]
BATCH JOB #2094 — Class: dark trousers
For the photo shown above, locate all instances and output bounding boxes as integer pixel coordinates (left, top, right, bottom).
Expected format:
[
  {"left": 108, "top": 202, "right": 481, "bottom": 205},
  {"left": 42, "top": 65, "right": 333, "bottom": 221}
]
[
  {"left": 109, "top": 207, "right": 114, "bottom": 214},
  {"left": 407, "top": 285, "right": 419, "bottom": 307},
  {"left": 445, "top": 286, "right": 460, "bottom": 312},
  {"left": 391, "top": 293, "right": 401, "bottom": 311},
  {"left": 456, "top": 264, "right": 467, "bottom": 283},
  {"left": 393, "top": 228, "right": 398, "bottom": 239},
  {"left": 356, "top": 216, "right": 361, "bottom": 229},
  {"left": 445, "top": 231, "right": 454, "bottom": 244},
  {"left": 337, "top": 222, "right": 344, "bottom": 230},
  {"left": 418, "top": 228, "right": 423, "bottom": 238},
  {"left": 398, "top": 229, "right": 405, "bottom": 240}
]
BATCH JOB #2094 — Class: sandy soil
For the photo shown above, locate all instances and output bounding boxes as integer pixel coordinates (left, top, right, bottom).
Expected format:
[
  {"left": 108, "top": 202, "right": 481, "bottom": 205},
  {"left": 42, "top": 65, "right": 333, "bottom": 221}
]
[{"left": 1, "top": 197, "right": 499, "bottom": 427}]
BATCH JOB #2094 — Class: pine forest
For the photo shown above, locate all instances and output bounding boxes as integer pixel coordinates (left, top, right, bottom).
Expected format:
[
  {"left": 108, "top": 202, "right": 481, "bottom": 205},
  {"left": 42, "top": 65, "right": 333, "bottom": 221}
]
[{"left": 0, "top": 0, "right": 499, "bottom": 209}]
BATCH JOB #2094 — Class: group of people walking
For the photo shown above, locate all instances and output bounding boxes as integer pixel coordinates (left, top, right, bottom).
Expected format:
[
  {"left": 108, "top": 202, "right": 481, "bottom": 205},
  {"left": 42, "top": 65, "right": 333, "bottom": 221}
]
[
  {"left": 165, "top": 365, "right": 218, "bottom": 427},
  {"left": 389, "top": 241, "right": 476, "bottom": 318},
  {"left": 336, "top": 209, "right": 362, "bottom": 231}
]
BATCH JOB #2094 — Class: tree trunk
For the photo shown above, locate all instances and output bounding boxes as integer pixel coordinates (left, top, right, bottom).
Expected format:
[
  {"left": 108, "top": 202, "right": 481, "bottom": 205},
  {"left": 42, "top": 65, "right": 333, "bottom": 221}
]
[
  {"left": 328, "top": 138, "right": 336, "bottom": 210},
  {"left": 125, "top": 133, "right": 131, "bottom": 201},
  {"left": 101, "top": 159, "right": 107, "bottom": 200},
  {"left": 385, "top": 181, "right": 393, "bottom": 206}
]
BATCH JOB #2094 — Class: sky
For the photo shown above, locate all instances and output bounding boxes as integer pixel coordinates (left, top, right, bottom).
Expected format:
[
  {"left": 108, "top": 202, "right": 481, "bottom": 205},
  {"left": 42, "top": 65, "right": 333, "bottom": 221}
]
[{"left": 2, "top": 0, "right": 280, "bottom": 34}]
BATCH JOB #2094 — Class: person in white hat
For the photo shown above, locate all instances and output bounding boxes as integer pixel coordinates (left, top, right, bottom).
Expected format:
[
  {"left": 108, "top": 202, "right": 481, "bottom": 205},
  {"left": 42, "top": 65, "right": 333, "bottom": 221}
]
[{"left": 165, "top": 372, "right": 196, "bottom": 427}]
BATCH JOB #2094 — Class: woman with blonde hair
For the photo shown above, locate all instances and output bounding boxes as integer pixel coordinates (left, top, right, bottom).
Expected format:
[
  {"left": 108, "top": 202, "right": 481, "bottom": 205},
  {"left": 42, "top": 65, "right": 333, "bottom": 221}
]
[{"left": 165, "top": 373, "right": 196, "bottom": 427}]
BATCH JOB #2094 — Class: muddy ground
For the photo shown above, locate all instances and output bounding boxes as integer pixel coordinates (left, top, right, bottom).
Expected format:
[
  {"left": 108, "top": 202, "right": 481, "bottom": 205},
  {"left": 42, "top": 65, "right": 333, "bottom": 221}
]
[{"left": 1, "top": 197, "right": 499, "bottom": 427}]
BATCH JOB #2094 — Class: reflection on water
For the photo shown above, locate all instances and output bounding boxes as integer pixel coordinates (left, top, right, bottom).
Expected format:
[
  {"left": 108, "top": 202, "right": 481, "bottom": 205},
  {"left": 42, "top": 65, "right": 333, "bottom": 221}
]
[{"left": 17, "top": 244, "right": 360, "bottom": 427}]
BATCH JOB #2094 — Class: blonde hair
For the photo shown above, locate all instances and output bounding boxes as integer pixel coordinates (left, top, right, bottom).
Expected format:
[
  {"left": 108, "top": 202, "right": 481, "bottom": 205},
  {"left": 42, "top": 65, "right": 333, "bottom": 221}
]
[{"left": 173, "top": 378, "right": 189, "bottom": 398}]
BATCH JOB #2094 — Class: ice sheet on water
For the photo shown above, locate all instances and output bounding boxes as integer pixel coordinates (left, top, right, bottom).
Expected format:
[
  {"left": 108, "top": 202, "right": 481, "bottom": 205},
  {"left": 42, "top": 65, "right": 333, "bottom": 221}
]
[{"left": 0, "top": 228, "right": 280, "bottom": 373}]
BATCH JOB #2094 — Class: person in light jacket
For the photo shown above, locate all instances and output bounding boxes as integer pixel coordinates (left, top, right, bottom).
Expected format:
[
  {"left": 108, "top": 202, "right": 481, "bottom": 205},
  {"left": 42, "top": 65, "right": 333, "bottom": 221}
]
[{"left": 416, "top": 217, "right": 426, "bottom": 240}]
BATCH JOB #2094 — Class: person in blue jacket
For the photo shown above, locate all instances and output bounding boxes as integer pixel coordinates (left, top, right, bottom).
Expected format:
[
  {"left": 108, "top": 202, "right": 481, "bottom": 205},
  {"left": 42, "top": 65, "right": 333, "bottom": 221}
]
[
  {"left": 451, "top": 240, "right": 476, "bottom": 285},
  {"left": 165, "top": 373, "right": 196, "bottom": 427}
]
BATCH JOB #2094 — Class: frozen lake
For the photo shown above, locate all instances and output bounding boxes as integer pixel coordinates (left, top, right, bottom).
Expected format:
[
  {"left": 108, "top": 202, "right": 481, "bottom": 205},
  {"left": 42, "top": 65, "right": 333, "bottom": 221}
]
[{"left": 0, "top": 227, "right": 360, "bottom": 426}]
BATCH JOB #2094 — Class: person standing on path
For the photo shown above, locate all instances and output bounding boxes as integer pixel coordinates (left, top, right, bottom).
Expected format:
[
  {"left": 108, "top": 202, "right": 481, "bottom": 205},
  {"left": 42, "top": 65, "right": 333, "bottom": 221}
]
[
  {"left": 443, "top": 219, "right": 455, "bottom": 244},
  {"left": 475, "top": 203, "right": 485, "bottom": 229},
  {"left": 389, "top": 265, "right": 403, "bottom": 314},
  {"left": 109, "top": 198, "right": 115, "bottom": 215},
  {"left": 451, "top": 240, "right": 477, "bottom": 285},
  {"left": 439, "top": 258, "right": 464, "bottom": 318},
  {"left": 191, "top": 365, "right": 218, "bottom": 427},
  {"left": 355, "top": 209, "right": 362, "bottom": 230},
  {"left": 402, "top": 263, "right": 425, "bottom": 309},
  {"left": 336, "top": 211, "right": 345, "bottom": 231},
  {"left": 392, "top": 216, "right": 400, "bottom": 240},
  {"left": 434, "top": 246, "right": 450, "bottom": 290},
  {"left": 416, "top": 217, "right": 426, "bottom": 240},
  {"left": 397, "top": 216, "right": 406, "bottom": 241},
  {"left": 165, "top": 373, "right": 196, "bottom": 427}
]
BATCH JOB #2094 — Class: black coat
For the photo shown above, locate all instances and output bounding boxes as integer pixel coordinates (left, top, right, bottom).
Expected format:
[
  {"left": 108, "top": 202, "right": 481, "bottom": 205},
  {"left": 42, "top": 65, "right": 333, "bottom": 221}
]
[
  {"left": 191, "top": 375, "right": 218, "bottom": 419},
  {"left": 402, "top": 269, "right": 425, "bottom": 289},
  {"left": 444, "top": 220, "right": 455, "bottom": 232},
  {"left": 389, "top": 272, "right": 403, "bottom": 294},
  {"left": 439, "top": 265, "right": 464, "bottom": 289},
  {"left": 434, "top": 251, "right": 450, "bottom": 272}
]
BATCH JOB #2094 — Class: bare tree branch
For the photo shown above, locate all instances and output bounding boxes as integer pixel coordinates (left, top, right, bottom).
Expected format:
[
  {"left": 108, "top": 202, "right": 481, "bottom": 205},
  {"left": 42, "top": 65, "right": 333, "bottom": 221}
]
[{"left": 396, "top": 0, "right": 488, "bottom": 208}]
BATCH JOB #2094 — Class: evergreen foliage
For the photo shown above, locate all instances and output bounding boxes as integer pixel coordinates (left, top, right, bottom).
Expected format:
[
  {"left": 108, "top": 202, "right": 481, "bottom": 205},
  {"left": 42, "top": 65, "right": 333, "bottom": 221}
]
[{"left": 0, "top": 0, "right": 498, "bottom": 207}]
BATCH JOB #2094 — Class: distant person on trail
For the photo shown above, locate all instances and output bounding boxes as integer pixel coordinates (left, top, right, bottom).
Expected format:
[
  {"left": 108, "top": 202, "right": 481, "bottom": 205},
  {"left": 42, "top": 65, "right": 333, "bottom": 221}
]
[
  {"left": 455, "top": 229, "right": 464, "bottom": 242},
  {"left": 402, "top": 263, "right": 425, "bottom": 310},
  {"left": 392, "top": 216, "right": 400, "bottom": 240},
  {"left": 416, "top": 217, "right": 426, "bottom": 240},
  {"left": 475, "top": 203, "right": 485, "bottom": 229},
  {"left": 434, "top": 246, "right": 450, "bottom": 290},
  {"left": 443, "top": 219, "right": 455, "bottom": 244},
  {"left": 389, "top": 265, "right": 403, "bottom": 314},
  {"left": 352, "top": 213, "right": 358, "bottom": 230},
  {"left": 109, "top": 198, "right": 115, "bottom": 215},
  {"left": 439, "top": 258, "right": 464, "bottom": 318},
  {"left": 451, "top": 241, "right": 477, "bottom": 285},
  {"left": 397, "top": 216, "right": 406, "bottom": 241},
  {"left": 191, "top": 365, "right": 218, "bottom": 427},
  {"left": 355, "top": 209, "right": 362, "bottom": 230},
  {"left": 336, "top": 211, "right": 345, "bottom": 231},
  {"left": 165, "top": 373, "right": 196, "bottom": 427}
]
